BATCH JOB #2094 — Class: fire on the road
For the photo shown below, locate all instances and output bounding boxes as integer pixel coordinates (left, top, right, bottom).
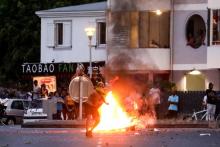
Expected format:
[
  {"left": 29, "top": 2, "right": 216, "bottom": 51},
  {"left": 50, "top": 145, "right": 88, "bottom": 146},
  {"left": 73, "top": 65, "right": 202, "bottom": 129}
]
[{"left": 94, "top": 91, "right": 134, "bottom": 132}]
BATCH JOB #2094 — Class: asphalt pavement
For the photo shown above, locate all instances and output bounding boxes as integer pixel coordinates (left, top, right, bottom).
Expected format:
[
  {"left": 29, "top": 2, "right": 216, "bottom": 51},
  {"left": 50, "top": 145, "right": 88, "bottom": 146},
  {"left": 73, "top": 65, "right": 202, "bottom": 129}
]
[
  {"left": 0, "top": 125, "right": 220, "bottom": 147},
  {"left": 21, "top": 119, "right": 217, "bottom": 128}
]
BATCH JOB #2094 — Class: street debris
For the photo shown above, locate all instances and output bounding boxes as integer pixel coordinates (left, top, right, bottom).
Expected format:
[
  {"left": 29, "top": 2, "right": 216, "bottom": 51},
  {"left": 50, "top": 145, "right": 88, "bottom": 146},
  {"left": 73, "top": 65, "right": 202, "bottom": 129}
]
[
  {"left": 134, "top": 132, "right": 140, "bottom": 135},
  {"left": 24, "top": 141, "right": 32, "bottom": 144},
  {"left": 153, "top": 128, "right": 160, "bottom": 132},
  {"left": 200, "top": 133, "right": 211, "bottom": 136}
]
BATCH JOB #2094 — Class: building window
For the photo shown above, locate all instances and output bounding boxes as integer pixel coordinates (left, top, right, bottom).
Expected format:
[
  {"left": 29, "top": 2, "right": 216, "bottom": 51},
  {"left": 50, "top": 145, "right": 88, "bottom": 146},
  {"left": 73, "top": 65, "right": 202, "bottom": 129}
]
[
  {"left": 97, "top": 21, "right": 106, "bottom": 47},
  {"left": 186, "top": 14, "right": 206, "bottom": 49},
  {"left": 138, "top": 11, "right": 170, "bottom": 48},
  {"left": 212, "top": 10, "right": 220, "bottom": 45},
  {"left": 56, "top": 23, "right": 63, "bottom": 45},
  {"left": 47, "top": 21, "right": 72, "bottom": 48}
]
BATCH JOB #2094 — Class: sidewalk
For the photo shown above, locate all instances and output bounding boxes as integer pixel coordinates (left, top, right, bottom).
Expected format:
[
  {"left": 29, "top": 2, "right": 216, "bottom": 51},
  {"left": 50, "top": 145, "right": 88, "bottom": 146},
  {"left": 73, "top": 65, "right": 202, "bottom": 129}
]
[{"left": 21, "top": 119, "right": 220, "bottom": 129}]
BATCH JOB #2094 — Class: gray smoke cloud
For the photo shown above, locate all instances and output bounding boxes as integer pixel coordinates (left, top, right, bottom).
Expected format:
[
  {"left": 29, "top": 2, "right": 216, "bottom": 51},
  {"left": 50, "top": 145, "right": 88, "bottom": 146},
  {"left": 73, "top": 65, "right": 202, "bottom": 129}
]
[{"left": 109, "top": 0, "right": 171, "bottom": 11}]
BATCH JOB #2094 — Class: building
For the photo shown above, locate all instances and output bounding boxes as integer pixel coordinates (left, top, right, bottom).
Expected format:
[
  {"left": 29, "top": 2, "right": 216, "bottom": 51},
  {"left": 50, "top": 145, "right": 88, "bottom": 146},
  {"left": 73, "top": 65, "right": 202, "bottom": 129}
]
[
  {"left": 35, "top": 0, "right": 220, "bottom": 91},
  {"left": 23, "top": 2, "right": 107, "bottom": 88}
]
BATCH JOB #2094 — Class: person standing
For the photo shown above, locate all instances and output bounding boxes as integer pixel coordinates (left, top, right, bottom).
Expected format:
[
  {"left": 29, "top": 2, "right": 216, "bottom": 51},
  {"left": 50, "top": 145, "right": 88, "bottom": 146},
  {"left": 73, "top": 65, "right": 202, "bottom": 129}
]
[
  {"left": 61, "top": 88, "right": 68, "bottom": 120},
  {"left": 71, "top": 63, "right": 88, "bottom": 119},
  {"left": 54, "top": 91, "right": 64, "bottom": 120},
  {"left": 71, "top": 63, "right": 87, "bottom": 79},
  {"left": 32, "top": 80, "right": 40, "bottom": 100},
  {"left": 206, "top": 82, "right": 217, "bottom": 121},
  {"left": 65, "top": 93, "right": 76, "bottom": 120},
  {"left": 149, "top": 83, "right": 161, "bottom": 119},
  {"left": 202, "top": 95, "right": 208, "bottom": 121},
  {"left": 167, "top": 88, "right": 179, "bottom": 119},
  {"left": 40, "top": 84, "right": 48, "bottom": 98}
]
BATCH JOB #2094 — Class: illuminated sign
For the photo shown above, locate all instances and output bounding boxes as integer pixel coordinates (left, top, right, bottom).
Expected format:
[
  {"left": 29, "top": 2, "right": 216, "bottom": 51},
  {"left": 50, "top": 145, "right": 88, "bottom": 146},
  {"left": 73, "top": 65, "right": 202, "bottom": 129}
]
[{"left": 33, "top": 76, "right": 56, "bottom": 93}]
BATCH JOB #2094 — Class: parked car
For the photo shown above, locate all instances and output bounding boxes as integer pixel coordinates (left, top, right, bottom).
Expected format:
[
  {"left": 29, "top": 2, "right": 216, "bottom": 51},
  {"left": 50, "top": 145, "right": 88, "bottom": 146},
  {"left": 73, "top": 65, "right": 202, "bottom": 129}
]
[
  {"left": 23, "top": 107, "right": 47, "bottom": 123},
  {"left": 1, "top": 99, "right": 30, "bottom": 125},
  {"left": 23, "top": 98, "right": 48, "bottom": 123}
]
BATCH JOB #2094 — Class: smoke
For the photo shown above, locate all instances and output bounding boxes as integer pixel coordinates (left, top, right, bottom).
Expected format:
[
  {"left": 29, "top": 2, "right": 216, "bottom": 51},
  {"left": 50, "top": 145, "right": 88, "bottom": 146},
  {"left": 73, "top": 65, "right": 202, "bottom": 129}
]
[
  {"left": 109, "top": 0, "right": 171, "bottom": 11},
  {"left": 104, "top": 0, "right": 168, "bottom": 128},
  {"left": 103, "top": 52, "right": 157, "bottom": 128},
  {"left": 109, "top": 0, "right": 137, "bottom": 11}
]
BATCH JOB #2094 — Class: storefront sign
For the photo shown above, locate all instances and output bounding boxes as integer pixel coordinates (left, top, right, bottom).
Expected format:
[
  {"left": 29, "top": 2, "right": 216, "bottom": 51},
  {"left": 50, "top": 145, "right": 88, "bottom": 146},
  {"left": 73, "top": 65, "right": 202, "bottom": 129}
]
[
  {"left": 21, "top": 62, "right": 105, "bottom": 74},
  {"left": 22, "top": 64, "right": 55, "bottom": 74}
]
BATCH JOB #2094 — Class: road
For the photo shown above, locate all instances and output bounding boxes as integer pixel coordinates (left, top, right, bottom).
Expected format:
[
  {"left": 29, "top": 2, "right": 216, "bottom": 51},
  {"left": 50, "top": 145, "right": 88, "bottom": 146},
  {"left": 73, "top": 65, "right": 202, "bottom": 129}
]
[{"left": 0, "top": 126, "right": 220, "bottom": 147}]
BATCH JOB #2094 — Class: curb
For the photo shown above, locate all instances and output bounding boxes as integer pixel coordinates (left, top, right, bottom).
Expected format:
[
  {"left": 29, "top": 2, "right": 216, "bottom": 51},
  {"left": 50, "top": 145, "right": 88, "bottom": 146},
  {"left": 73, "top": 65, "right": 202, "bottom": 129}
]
[
  {"left": 21, "top": 120, "right": 86, "bottom": 128},
  {"left": 21, "top": 120, "right": 219, "bottom": 129}
]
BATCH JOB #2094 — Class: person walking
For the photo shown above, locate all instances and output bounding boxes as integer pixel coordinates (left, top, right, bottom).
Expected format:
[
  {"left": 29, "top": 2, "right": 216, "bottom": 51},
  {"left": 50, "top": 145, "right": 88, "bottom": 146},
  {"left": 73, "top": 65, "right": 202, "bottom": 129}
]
[
  {"left": 85, "top": 82, "right": 108, "bottom": 137},
  {"left": 33, "top": 80, "right": 40, "bottom": 100}
]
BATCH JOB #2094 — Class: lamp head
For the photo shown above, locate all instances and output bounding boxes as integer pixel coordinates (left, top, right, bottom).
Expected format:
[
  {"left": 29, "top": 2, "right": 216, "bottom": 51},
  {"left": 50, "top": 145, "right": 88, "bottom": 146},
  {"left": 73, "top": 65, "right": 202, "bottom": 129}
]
[{"left": 85, "top": 27, "right": 95, "bottom": 40}]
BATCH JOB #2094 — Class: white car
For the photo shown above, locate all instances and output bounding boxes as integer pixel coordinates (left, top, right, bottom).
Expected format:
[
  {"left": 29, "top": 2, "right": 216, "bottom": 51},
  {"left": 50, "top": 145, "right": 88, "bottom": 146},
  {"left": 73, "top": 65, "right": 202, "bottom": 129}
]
[
  {"left": 23, "top": 107, "right": 47, "bottom": 123},
  {"left": 1, "top": 99, "right": 30, "bottom": 125}
]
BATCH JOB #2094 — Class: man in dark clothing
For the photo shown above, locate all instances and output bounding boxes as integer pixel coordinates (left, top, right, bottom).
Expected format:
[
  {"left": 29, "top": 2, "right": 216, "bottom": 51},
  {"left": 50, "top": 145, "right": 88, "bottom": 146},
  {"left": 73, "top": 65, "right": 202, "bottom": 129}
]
[
  {"left": 206, "top": 83, "right": 217, "bottom": 121},
  {"left": 85, "top": 83, "right": 108, "bottom": 137}
]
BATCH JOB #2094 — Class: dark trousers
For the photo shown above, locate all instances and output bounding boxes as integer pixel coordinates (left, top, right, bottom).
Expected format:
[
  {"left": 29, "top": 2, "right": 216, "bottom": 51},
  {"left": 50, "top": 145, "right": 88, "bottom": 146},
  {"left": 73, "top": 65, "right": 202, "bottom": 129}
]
[
  {"left": 56, "top": 110, "right": 62, "bottom": 120},
  {"left": 215, "top": 103, "right": 220, "bottom": 119},
  {"left": 155, "top": 104, "right": 160, "bottom": 119},
  {"left": 167, "top": 110, "right": 177, "bottom": 119}
]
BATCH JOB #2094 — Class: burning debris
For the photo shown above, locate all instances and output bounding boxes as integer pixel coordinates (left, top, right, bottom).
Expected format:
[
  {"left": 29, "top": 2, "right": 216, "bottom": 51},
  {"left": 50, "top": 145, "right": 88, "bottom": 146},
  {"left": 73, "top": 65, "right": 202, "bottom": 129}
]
[
  {"left": 94, "top": 91, "right": 133, "bottom": 132},
  {"left": 95, "top": 0, "right": 168, "bottom": 132},
  {"left": 93, "top": 75, "right": 157, "bottom": 132}
]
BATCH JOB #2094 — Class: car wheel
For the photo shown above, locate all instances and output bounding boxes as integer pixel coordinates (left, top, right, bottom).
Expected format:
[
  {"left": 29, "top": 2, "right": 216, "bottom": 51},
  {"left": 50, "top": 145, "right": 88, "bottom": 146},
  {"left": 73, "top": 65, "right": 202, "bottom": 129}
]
[{"left": 6, "top": 118, "right": 15, "bottom": 125}]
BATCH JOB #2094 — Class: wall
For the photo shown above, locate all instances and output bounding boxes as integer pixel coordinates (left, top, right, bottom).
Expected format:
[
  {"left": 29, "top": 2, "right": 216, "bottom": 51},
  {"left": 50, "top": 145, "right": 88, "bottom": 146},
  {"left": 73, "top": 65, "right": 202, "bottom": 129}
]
[
  {"left": 173, "top": 6, "right": 207, "bottom": 69},
  {"left": 208, "top": 0, "right": 220, "bottom": 9},
  {"left": 207, "top": 46, "right": 220, "bottom": 69},
  {"left": 41, "top": 16, "right": 107, "bottom": 63}
]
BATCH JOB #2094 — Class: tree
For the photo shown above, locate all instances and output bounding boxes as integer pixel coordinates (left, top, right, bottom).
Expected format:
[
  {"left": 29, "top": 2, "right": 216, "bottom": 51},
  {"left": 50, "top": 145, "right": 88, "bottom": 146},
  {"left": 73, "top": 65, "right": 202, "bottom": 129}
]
[{"left": 0, "top": 0, "right": 105, "bottom": 86}]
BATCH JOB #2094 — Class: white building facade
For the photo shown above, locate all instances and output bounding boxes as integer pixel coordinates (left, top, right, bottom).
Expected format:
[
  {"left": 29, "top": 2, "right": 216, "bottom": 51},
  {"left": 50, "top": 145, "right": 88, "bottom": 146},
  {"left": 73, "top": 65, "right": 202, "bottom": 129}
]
[
  {"left": 36, "top": 0, "right": 220, "bottom": 91},
  {"left": 36, "top": 2, "right": 107, "bottom": 63}
]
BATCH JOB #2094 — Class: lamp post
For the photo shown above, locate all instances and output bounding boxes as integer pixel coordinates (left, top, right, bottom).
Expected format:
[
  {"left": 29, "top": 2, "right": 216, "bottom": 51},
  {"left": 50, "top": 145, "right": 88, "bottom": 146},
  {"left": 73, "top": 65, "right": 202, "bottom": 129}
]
[{"left": 85, "top": 27, "right": 96, "bottom": 79}]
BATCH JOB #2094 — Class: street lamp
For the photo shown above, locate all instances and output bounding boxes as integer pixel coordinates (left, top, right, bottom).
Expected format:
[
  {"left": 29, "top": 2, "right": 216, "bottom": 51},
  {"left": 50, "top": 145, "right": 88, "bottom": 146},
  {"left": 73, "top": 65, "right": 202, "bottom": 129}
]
[{"left": 85, "top": 27, "right": 96, "bottom": 79}]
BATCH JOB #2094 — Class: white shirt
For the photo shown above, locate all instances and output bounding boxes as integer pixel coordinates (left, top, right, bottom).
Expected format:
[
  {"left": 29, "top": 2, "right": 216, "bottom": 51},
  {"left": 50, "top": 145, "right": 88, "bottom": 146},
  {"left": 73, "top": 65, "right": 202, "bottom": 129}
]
[
  {"left": 203, "top": 95, "right": 207, "bottom": 105},
  {"left": 33, "top": 85, "right": 40, "bottom": 99},
  {"left": 149, "top": 88, "right": 161, "bottom": 104}
]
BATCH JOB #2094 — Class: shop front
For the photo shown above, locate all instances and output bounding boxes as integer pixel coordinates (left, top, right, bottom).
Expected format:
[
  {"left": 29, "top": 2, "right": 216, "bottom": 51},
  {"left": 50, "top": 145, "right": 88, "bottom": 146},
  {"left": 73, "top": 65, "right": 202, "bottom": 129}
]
[{"left": 20, "top": 61, "right": 105, "bottom": 91}]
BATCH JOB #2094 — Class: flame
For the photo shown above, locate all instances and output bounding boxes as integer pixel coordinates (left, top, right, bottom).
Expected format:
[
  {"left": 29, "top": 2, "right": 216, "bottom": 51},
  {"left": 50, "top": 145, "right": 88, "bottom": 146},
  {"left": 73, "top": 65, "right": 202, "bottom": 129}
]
[
  {"left": 94, "top": 91, "right": 133, "bottom": 132},
  {"left": 134, "top": 102, "right": 138, "bottom": 110}
]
